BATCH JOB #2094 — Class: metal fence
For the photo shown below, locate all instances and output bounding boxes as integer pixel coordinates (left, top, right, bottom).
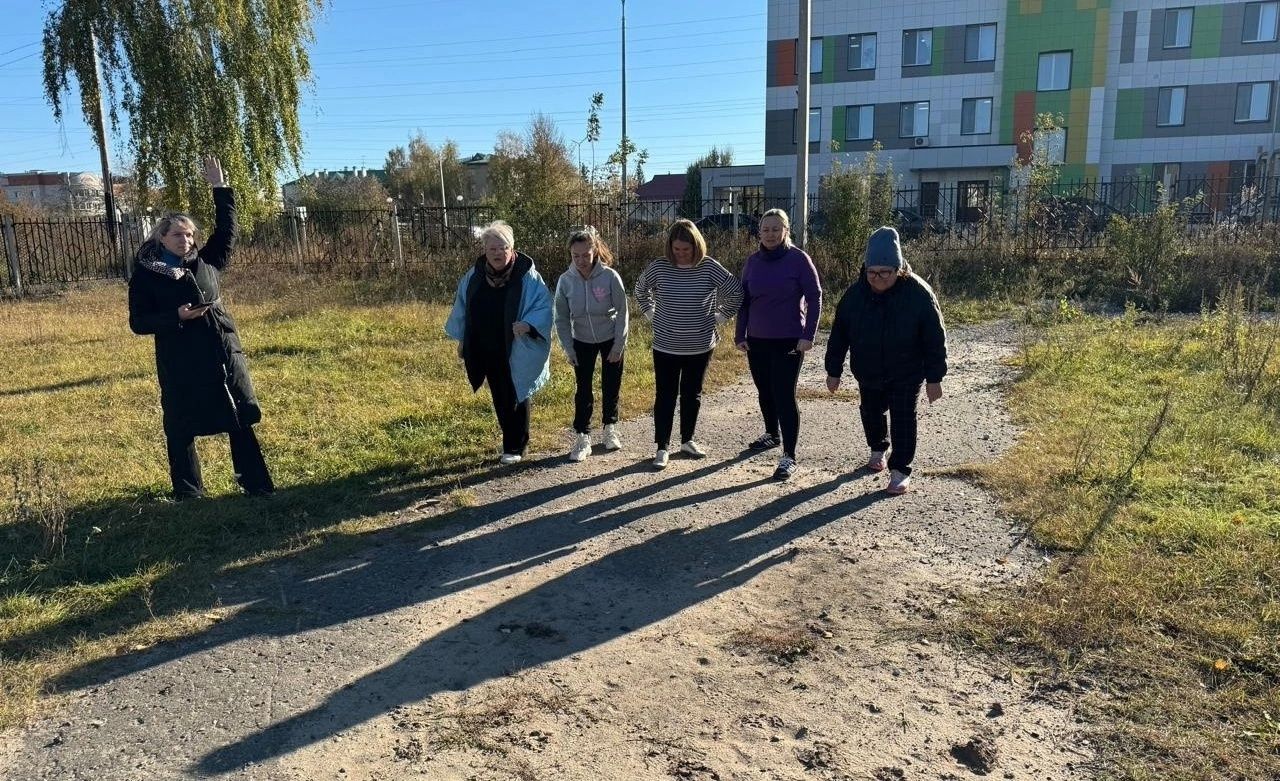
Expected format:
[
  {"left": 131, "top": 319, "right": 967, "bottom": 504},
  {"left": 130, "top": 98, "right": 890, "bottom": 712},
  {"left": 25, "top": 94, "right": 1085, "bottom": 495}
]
[{"left": 4, "top": 176, "right": 1279, "bottom": 294}]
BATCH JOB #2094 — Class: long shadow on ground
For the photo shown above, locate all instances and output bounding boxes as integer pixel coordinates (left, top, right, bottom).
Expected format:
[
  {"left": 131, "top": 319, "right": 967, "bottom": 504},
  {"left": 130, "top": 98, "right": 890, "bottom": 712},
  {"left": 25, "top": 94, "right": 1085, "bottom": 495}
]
[
  {"left": 2, "top": 454, "right": 627, "bottom": 666},
  {"left": 193, "top": 473, "right": 888, "bottom": 773},
  {"left": 33, "top": 453, "right": 755, "bottom": 694}
]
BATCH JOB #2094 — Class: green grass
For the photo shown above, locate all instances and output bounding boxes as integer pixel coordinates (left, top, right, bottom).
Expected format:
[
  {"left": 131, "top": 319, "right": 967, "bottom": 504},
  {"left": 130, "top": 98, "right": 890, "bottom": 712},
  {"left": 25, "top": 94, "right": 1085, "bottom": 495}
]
[
  {"left": 0, "top": 271, "right": 743, "bottom": 728},
  {"left": 962, "top": 307, "right": 1280, "bottom": 780}
]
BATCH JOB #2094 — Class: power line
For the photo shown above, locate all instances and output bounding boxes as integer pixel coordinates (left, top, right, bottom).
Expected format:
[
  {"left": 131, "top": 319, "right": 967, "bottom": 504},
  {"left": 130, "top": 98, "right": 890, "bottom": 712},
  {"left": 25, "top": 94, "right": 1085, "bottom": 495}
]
[
  {"left": 0, "top": 51, "right": 38, "bottom": 70},
  {"left": 319, "top": 11, "right": 765, "bottom": 55},
  {"left": 0, "top": 41, "right": 39, "bottom": 58}
]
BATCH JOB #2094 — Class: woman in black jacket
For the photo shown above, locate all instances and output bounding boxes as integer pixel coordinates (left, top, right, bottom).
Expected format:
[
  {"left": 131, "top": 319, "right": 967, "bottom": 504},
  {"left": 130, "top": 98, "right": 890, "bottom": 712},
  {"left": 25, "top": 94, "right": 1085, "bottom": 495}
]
[
  {"left": 824, "top": 226, "right": 946, "bottom": 495},
  {"left": 128, "top": 156, "right": 273, "bottom": 499}
]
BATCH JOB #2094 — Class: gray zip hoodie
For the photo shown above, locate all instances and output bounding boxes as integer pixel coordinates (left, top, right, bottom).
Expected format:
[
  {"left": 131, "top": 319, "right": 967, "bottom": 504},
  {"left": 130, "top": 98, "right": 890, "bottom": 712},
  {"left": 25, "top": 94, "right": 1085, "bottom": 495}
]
[{"left": 553, "top": 261, "right": 630, "bottom": 355}]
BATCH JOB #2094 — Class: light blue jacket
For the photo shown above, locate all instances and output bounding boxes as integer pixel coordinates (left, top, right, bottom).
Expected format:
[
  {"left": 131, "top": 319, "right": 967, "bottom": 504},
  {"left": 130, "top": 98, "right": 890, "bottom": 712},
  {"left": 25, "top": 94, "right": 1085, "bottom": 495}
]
[{"left": 445, "top": 253, "right": 553, "bottom": 403}]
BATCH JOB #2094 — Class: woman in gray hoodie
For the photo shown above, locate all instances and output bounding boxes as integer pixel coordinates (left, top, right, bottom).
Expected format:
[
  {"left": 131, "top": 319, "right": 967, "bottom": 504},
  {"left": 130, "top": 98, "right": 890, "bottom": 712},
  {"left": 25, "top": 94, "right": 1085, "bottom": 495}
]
[{"left": 554, "top": 228, "right": 630, "bottom": 462}]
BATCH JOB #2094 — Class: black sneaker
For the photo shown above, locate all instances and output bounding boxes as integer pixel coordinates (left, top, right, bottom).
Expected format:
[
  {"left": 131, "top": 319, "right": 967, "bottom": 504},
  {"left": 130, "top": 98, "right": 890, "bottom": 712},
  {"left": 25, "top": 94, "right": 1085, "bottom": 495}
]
[
  {"left": 750, "top": 432, "right": 781, "bottom": 449},
  {"left": 773, "top": 455, "right": 797, "bottom": 481}
]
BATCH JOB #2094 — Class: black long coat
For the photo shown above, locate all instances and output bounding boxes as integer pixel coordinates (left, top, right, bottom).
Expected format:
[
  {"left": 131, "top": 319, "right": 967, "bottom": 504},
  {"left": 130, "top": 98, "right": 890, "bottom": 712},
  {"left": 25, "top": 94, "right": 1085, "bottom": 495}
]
[{"left": 128, "top": 188, "right": 262, "bottom": 436}]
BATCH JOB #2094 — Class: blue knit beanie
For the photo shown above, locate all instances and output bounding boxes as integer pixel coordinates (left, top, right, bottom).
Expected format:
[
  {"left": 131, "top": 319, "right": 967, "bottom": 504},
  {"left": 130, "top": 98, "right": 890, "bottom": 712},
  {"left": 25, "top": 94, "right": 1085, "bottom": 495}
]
[{"left": 864, "top": 226, "right": 904, "bottom": 269}]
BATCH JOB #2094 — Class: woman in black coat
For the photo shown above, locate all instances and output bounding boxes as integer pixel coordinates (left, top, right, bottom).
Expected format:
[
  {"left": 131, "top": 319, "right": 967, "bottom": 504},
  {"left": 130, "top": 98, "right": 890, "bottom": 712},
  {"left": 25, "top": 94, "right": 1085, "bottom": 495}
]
[
  {"left": 128, "top": 156, "right": 273, "bottom": 499},
  {"left": 824, "top": 226, "right": 947, "bottom": 495}
]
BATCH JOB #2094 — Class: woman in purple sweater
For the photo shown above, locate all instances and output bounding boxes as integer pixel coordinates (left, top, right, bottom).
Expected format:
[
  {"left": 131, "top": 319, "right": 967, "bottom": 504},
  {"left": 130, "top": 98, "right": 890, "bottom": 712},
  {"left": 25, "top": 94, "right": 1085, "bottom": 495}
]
[{"left": 735, "top": 208, "right": 822, "bottom": 480}]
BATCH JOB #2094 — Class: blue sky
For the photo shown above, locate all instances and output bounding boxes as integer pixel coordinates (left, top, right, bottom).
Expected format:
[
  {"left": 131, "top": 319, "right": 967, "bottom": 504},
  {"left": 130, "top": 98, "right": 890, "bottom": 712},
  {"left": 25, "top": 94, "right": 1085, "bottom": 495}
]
[{"left": 0, "top": 0, "right": 766, "bottom": 180}]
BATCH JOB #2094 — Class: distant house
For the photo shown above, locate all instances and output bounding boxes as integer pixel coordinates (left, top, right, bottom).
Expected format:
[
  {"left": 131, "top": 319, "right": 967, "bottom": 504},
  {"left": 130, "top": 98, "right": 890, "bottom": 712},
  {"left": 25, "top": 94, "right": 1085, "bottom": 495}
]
[
  {"left": 281, "top": 167, "right": 389, "bottom": 206},
  {"left": 634, "top": 173, "right": 686, "bottom": 203},
  {"left": 460, "top": 153, "right": 491, "bottom": 201},
  {"left": 631, "top": 173, "right": 686, "bottom": 223},
  {"left": 0, "top": 171, "right": 105, "bottom": 214}
]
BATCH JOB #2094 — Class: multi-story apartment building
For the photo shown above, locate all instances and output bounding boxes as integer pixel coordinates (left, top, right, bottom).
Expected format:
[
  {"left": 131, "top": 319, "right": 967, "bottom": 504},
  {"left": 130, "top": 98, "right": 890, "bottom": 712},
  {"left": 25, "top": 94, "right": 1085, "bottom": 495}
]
[
  {"left": 765, "top": 0, "right": 1280, "bottom": 219},
  {"left": 0, "top": 171, "right": 106, "bottom": 214}
]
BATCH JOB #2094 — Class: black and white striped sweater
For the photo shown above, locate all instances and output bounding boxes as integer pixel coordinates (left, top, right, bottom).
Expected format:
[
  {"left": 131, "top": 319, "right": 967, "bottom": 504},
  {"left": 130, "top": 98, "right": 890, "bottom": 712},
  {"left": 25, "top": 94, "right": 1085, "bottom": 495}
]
[{"left": 634, "top": 257, "right": 743, "bottom": 355}]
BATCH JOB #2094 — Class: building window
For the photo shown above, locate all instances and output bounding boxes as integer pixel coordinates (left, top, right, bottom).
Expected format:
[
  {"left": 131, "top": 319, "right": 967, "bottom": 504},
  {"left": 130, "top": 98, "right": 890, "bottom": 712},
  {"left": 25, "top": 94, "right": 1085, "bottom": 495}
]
[
  {"left": 1034, "top": 127, "right": 1067, "bottom": 164},
  {"left": 1157, "top": 87, "right": 1187, "bottom": 126},
  {"left": 1164, "top": 7, "right": 1194, "bottom": 49},
  {"left": 1244, "top": 2, "right": 1280, "bottom": 42},
  {"left": 961, "top": 97, "right": 993, "bottom": 135},
  {"left": 847, "top": 104, "right": 874, "bottom": 140},
  {"left": 965, "top": 24, "right": 997, "bottom": 62},
  {"left": 903, "top": 29, "right": 932, "bottom": 66},
  {"left": 848, "top": 33, "right": 877, "bottom": 70},
  {"left": 793, "top": 38, "right": 824, "bottom": 74},
  {"left": 792, "top": 107, "right": 822, "bottom": 143},
  {"left": 1236, "top": 82, "right": 1273, "bottom": 122},
  {"left": 1037, "top": 51, "right": 1072, "bottom": 91},
  {"left": 899, "top": 101, "right": 930, "bottom": 137}
]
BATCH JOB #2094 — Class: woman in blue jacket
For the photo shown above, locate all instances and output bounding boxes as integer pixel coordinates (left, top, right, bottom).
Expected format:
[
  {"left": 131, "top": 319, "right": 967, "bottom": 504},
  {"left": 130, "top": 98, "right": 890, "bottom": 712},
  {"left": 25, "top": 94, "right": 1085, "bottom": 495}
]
[{"left": 445, "top": 221, "right": 553, "bottom": 465}]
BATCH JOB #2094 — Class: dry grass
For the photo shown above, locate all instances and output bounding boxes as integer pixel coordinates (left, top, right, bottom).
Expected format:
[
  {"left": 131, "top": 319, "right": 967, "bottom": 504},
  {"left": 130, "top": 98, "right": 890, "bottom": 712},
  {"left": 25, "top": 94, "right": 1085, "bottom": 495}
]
[
  {"left": 0, "top": 269, "right": 743, "bottom": 729},
  {"left": 961, "top": 308, "right": 1280, "bottom": 780},
  {"left": 725, "top": 623, "right": 821, "bottom": 665}
]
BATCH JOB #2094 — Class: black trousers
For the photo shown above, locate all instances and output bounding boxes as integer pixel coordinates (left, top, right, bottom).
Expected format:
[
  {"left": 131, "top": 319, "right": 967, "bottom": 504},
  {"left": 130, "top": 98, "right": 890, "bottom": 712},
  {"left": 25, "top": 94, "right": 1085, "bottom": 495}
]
[
  {"left": 746, "top": 337, "right": 805, "bottom": 457},
  {"left": 573, "top": 338, "right": 624, "bottom": 434},
  {"left": 857, "top": 382, "right": 922, "bottom": 475},
  {"left": 166, "top": 425, "right": 274, "bottom": 498},
  {"left": 652, "top": 349, "right": 713, "bottom": 449},
  {"left": 483, "top": 358, "right": 531, "bottom": 455}
]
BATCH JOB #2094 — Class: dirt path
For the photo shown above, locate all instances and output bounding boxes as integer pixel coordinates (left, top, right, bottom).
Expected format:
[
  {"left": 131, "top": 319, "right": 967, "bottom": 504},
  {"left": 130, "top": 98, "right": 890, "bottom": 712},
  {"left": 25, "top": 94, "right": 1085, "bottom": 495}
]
[{"left": 3, "top": 323, "right": 1090, "bottom": 780}]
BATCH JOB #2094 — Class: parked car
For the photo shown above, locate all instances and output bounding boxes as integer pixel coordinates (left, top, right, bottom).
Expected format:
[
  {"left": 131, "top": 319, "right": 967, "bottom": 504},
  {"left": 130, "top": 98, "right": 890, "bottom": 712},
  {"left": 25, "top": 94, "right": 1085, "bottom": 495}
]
[
  {"left": 891, "top": 207, "right": 946, "bottom": 240},
  {"left": 1034, "top": 195, "right": 1118, "bottom": 233},
  {"left": 694, "top": 213, "right": 759, "bottom": 238},
  {"left": 806, "top": 208, "right": 941, "bottom": 240}
]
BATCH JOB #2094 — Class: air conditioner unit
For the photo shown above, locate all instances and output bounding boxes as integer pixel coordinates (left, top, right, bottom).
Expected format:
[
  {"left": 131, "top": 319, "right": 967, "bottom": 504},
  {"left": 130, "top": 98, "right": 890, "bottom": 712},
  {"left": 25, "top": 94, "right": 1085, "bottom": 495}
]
[{"left": 912, "top": 136, "right": 930, "bottom": 148}]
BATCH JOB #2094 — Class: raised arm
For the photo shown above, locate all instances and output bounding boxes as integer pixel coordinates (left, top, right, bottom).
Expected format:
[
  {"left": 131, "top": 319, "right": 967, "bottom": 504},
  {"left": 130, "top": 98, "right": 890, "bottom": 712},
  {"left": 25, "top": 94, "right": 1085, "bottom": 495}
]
[{"left": 197, "top": 156, "right": 238, "bottom": 270}]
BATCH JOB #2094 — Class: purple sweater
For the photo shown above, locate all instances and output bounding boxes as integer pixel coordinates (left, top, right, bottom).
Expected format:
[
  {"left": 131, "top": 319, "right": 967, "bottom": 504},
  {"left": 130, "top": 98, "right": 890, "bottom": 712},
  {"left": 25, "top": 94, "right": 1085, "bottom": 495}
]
[{"left": 735, "top": 244, "right": 822, "bottom": 343}]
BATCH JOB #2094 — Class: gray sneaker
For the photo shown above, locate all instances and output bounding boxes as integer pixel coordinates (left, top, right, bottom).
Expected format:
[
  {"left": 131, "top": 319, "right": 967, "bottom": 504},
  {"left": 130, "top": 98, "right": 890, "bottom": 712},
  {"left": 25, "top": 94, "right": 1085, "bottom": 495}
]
[
  {"left": 679, "top": 440, "right": 707, "bottom": 459},
  {"left": 773, "top": 455, "right": 797, "bottom": 481},
  {"left": 653, "top": 448, "right": 670, "bottom": 470}
]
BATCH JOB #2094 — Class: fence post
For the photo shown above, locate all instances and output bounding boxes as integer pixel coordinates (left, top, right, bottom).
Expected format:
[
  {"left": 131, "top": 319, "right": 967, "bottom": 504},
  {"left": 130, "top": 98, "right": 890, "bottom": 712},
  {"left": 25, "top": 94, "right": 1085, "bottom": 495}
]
[
  {"left": 2, "top": 215, "right": 21, "bottom": 297},
  {"left": 391, "top": 203, "right": 403, "bottom": 270}
]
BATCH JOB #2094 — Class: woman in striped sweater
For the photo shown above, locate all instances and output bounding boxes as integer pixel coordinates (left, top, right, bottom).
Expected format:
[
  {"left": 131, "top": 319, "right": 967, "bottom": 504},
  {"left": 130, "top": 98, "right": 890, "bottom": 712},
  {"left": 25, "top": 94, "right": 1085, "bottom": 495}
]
[{"left": 634, "top": 219, "right": 743, "bottom": 470}]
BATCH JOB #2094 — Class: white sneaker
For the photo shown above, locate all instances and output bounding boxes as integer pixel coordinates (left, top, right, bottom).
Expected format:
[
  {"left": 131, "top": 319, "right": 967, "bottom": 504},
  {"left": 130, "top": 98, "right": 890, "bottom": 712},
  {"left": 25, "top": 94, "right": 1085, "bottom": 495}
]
[
  {"left": 679, "top": 440, "right": 707, "bottom": 459},
  {"left": 568, "top": 433, "right": 591, "bottom": 462},
  {"left": 653, "top": 448, "right": 669, "bottom": 470},
  {"left": 866, "top": 450, "right": 887, "bottom": 472},
  {"left": 886, "top": 469, "right": 911, "bottom": 494},
  {"left": 499, "top": 453, "right": 523, "bottom": 466},
  {"left": 603, "top": 424, "right": 623, "bottom": 451}
]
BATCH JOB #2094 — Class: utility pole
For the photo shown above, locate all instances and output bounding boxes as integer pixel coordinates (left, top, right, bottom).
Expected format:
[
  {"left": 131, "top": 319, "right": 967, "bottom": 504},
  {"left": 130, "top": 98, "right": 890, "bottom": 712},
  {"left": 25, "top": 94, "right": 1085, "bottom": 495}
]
[
  {"left": 620, "top": 0, "right": 628, "bottom": 203},
  {"left": 795, "top": 0, "right": 812, "bottom": 248},
  {"left": 89, "top": 32, "right": 119, "bottom": 250},
  {"left": 438, "top": 154, "right": 448, "bottom": 229}
]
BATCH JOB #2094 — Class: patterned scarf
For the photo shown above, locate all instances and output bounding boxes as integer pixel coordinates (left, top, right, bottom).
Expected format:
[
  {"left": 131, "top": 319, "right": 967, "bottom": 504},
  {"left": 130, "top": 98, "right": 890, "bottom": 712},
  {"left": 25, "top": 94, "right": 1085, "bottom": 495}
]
[
  {"left": 483, "top": 256, "right": 516, "bottom": 288},
  {"left": 135, "top": 239, "right": 197, "bottom": 280}
]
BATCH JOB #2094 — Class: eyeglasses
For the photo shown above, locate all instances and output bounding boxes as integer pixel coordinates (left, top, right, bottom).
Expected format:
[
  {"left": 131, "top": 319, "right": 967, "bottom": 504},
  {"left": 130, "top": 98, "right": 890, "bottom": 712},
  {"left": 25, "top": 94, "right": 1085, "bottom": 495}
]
[{"left": 866, "top": 268, "right": 898, "bottom": 279}]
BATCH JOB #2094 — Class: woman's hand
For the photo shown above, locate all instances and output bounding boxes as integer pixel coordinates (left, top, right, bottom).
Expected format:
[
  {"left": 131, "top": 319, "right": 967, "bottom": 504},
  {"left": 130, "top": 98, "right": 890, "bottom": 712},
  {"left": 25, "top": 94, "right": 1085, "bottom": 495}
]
[
  {"left": 796, "top": 339, "right": 814, "bottom": 353},
  {"left": 926, "top": 382, "right": 943, "bottom": 403},
  {"left": 456, "top": 343, "right": 464, "bottom": 360},
  {"left": 178, "top": 303, "right": 211, "bottom": 321},
  {"left": 826, "top": 376, "right": 841, "bottom": 394},
  {"left": 202, "top": 156, "right": 226, "bottom": 187},
  {"left": 512, "top": 321, "right": 531, "bottom": 336},
  {"left": 735, "top": 341, "right": 748, "bottom": 353},
  {"left": 606, "top": 349, "right": 623, "bottom": 364}
]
